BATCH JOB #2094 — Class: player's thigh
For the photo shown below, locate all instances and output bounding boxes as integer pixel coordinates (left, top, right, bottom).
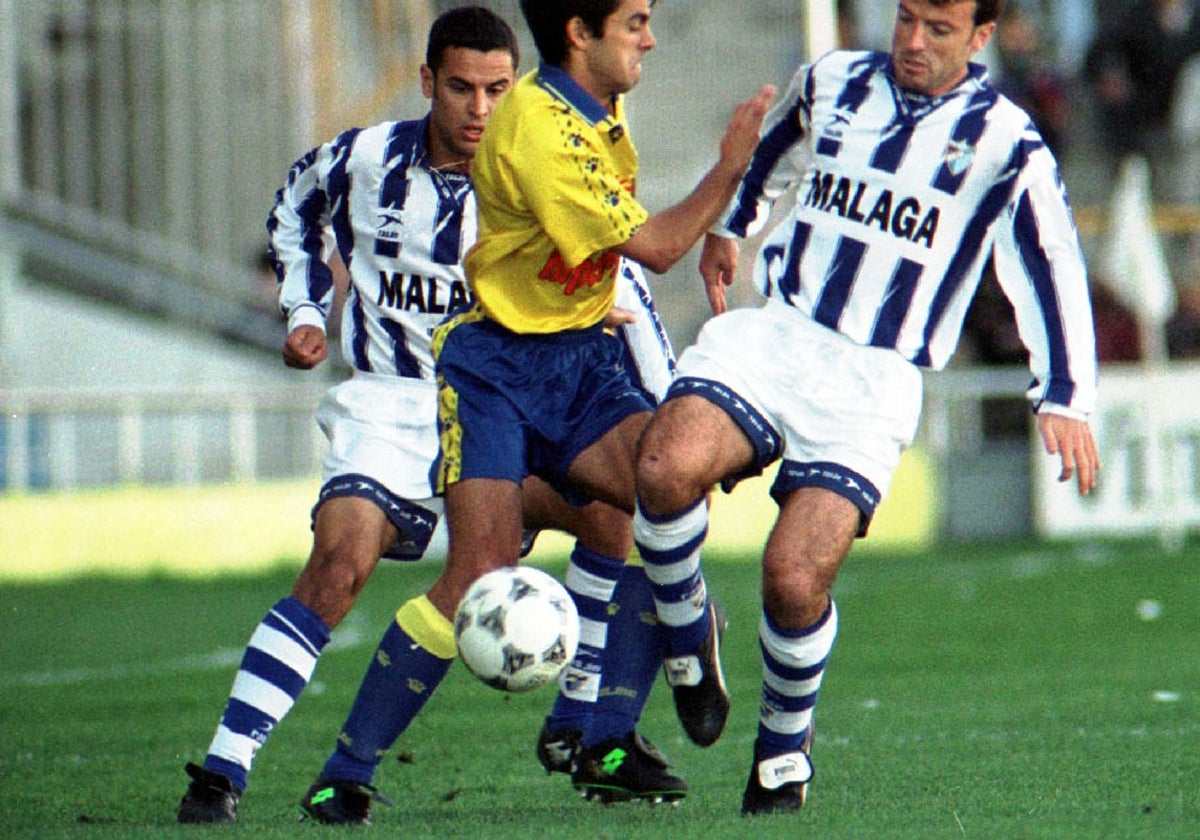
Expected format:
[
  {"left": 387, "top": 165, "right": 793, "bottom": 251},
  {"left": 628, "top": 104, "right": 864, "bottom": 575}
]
[
  {"left": 566, "top": 410, "right": 652, "bottom": 514},
  {"left": 428, "top": 478, "right": 525, "bottom": 618},
  {"left": 308, "top": 495, "right": 399, "bottom": 570},
  {"left": 637, "top": 394, "right": 755, "bottom": 512},
  {"left": 291, "top": 496, "right": 397, "bottom": 621},
  {"left": 522, "top": 475, "right": 633, "bottom": 559}
]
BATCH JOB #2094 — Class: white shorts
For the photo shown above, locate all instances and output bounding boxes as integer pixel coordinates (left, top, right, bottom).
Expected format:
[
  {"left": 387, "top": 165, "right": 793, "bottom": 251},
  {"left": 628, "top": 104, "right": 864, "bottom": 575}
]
[
  {"left": 314, "top": 371, "right": 447, "bottom": 560},
  {"left": 313, "top": 264, "right": 676, "bottom": 560},
  {"left": 671, "top": 299, "right": 923, "bottom": 527}
]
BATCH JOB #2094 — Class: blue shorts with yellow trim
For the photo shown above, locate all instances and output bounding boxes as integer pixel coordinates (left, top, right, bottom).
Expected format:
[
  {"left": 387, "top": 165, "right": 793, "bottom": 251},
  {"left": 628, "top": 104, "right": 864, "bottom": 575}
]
[{"left": 433, "top": 311, "right": 653, "bottom": 500}]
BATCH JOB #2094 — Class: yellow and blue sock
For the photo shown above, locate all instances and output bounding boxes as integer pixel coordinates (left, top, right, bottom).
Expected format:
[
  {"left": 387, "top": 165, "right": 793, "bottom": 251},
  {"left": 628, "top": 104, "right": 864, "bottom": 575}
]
[{"left": 319, "top": 596, "right": 456, "bottom": 785}]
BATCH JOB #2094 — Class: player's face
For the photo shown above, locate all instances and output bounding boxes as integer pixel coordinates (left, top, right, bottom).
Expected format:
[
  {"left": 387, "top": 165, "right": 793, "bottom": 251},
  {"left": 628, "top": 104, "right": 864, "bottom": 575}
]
[
  {"left": 422, "top": 46, "right": 515, "bottom": 171},
  {"left": 890, "top": 0, "right": 994, "bottom": 97},
  {"left": 581, "top": 0, "right": 656, "bottom": 100}
]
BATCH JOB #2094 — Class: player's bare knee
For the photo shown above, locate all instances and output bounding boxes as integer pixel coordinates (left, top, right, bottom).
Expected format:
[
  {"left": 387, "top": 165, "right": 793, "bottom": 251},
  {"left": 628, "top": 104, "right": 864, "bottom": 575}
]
[
  {"left": 635, "top": 448, "right": 702, "bottom": 516},
  {"left": 762, "top": 554, "right": 830, "bottom": 630},
  {"left": 292, "top": 550, "right": 372, "bottom": 625}
]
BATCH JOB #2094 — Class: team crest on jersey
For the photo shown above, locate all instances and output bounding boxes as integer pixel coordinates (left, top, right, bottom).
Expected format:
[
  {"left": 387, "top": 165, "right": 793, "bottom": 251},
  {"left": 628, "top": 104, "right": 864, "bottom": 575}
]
[{"left": 943, "top": 139, "right": 975, "bottom": 177}]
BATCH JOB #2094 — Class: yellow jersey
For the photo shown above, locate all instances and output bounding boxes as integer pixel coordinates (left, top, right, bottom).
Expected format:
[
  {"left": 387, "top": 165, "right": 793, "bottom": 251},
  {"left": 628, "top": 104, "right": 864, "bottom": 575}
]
[{"left": 466, "top": 66, "right": 648, "bottom": 333}]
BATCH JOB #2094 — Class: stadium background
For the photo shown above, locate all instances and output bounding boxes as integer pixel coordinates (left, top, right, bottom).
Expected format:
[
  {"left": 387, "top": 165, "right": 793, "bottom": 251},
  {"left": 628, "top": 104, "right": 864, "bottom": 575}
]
[{"left": 2, "top": 0, "right": 1199, "bottom": 581}]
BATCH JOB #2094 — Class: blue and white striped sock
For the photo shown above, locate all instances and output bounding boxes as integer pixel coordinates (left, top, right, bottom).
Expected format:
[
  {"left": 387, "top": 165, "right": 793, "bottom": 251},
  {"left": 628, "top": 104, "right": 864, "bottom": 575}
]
[
  {"left": 548, "top": 545, "right": 623, "bottom": 746},
  {"left": 756, "top": 600, "right": 838, "bottom": 759},
  {"left": 202, "top": 596, "right": 330, "bottom": 791},
  {"left": 633, "top": 498, "right": 710, "bottom": 655}
]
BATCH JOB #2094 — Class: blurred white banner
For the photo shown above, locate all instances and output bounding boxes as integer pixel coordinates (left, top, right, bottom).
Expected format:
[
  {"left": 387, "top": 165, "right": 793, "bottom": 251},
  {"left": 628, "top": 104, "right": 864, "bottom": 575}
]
[{"left": 1034, "top": 362, "right": 1200, "bottom": 546}]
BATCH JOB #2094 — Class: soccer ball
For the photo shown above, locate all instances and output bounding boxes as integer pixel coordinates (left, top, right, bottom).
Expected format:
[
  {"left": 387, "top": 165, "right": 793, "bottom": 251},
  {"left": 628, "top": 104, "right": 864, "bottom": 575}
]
[{"left": 454, "top": 566, "right": 580, "bottom": 693}]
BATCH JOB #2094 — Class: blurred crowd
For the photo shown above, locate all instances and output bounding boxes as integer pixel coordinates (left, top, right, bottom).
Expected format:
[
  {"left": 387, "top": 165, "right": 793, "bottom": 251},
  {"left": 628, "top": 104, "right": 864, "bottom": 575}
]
[{"left": 843, "top": 0, "right": 1200, "bottom": 364}]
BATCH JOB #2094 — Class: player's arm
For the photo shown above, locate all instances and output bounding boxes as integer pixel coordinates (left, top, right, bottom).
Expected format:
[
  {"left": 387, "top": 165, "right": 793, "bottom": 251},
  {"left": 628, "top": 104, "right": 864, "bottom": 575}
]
[
  {"left": 699, "top": 64, "right": 814, "bottom": 314},
  {"left": 269, "top": 131, "right": 358, "bottom": 369},
  {"left": 615, "top": 85, "right": 775, "bottom": 275},
  {"left": 991, "top": 144, "right": 1100, "bottom": 497}
]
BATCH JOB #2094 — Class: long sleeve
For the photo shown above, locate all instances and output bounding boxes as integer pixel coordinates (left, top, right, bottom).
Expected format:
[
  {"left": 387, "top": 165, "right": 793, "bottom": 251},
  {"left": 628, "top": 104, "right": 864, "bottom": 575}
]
[
  {"left": 267, "top": 128, "right": 359, "bottom": 334},
  {"left": 991, "top": 145, "right": 1098, "bottom": 414},
  {"left": 719, "top": 63, "right": 814, "bottom": 239}
]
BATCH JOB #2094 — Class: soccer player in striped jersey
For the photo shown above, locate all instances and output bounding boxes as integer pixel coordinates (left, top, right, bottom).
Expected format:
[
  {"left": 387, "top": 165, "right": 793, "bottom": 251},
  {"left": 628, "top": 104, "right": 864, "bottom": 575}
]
[
  {"left": 633, "top": 0, "right": 1101, "bottom": 816},
  {"left": 176, "top": 6, "right": 681, "bottom": 825}
]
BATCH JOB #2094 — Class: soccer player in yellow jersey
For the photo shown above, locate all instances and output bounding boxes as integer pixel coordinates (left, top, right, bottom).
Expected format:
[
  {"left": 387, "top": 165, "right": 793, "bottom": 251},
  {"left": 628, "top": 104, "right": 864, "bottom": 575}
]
[{"left": 425, "top": 0, "right": 775, "bottom": 794}]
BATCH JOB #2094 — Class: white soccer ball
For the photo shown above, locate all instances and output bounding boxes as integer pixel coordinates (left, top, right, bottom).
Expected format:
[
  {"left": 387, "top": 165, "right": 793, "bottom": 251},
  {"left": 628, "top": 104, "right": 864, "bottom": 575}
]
[{"left": 454, "top": 566, "right": 580, "bottom": 693}]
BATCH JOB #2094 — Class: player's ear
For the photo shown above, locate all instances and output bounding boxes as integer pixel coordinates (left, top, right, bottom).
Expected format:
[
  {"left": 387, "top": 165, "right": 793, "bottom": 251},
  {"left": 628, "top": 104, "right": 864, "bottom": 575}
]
[
  {"left": 565, "top": 16, "right": 592, "bottom": 51},
  {"left": 969, "top": 21, "right": 996, "bottom": 55},
  {"left": 419, "top": 64, "right": 435, "bottom": 100}
]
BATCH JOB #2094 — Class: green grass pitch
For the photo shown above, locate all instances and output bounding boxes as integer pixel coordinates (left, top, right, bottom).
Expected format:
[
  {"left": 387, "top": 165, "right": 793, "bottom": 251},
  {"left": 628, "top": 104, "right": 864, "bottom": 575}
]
[{"left": 1, "top": 538, "right": 1197, "bottom": 838}]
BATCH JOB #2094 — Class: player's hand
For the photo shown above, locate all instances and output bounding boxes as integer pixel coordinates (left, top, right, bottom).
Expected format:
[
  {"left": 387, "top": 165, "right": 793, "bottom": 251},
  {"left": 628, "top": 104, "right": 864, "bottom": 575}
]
[
  {"left": 602, "top": 306, "right": 636, "bottom": 329},
  {"left": 719, "top": 85, "right": 776, "bottom": 175},
  {"left": 700, "top": 233, "right": 739, "bottom": 315},
  {"left": 282, "top": 324, "right": 328, "bottom": 370},
  {"left": 1037, "top": 412, "right": 1100, "bottom": 496}
]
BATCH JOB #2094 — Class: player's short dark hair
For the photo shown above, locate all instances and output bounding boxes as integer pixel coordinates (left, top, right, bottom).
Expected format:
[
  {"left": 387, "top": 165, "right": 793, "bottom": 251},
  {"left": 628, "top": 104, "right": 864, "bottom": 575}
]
[
  {"left": 519, "top": 0, "right": 657, "bottom": 67},
  {"left": 923, "top": 0, "right": 1006, "bottom": 26},
  {"left": 426, "top": 5, "right": 520, "bottom": 74},
  {"left": 972, "top": 0, "right": 1004, "bottom": 25}
]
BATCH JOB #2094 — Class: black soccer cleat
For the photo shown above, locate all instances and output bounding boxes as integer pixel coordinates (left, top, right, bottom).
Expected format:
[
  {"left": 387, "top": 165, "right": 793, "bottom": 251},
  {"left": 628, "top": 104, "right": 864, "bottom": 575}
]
[
  {"left": 571, "top": 731, "right": 688, "bottom": 805},
  {"left": 177, "top": 762, "right": 241, "bottom": 824},
  {"left": 662, "top": 600, "right": 730, "bottom": 747},
  {"left": 741, "top": 728, "right": 815, "bottom": 816},
  {"left": 536, "top": 720, "right": 583, "bottom": 775},
  {"left": 299, "top": 776, "right": 392, "bottom": 826}
]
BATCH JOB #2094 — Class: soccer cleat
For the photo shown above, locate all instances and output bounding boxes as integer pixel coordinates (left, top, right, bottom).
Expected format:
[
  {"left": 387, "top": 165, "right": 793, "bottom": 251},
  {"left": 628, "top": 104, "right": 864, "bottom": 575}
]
[
  {"left": 536, "top": 720, "right": 583, "bottom": 774},
  {"left": 299, "top": 777, "right": 392, "bottom": 826},
  {"left": 741, "top": 728, "right": 815, "bottom": 816},
  {"left": 662, "top": 600, "right": 730, "bottom": 747},
  {"left": 571, "top": 731, "right": 688, "bottom": 805},
  {"left": 177, "top": 762, "right": 241, "bottom": 824}
]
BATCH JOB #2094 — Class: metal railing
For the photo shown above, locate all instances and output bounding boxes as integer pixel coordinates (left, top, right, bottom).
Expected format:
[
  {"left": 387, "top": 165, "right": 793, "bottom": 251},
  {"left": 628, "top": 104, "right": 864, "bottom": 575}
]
[
  {"left": 1, "top": 384, "right": 329, "bottom": 492},
  {"left": 0, "top": 368, "right": 1031, "bottom": 492}
]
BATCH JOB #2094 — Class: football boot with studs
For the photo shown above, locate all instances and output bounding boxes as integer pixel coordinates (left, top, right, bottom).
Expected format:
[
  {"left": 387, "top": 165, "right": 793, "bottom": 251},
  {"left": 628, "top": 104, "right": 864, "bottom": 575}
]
[
  {"left": 299, "top": 776, "right": 392, "bottom": 825},
  {"left": 176, "top": 762, "right": 241, "bottom": 824},
  {"left": 571, "top": 731, "right": 688, "bottom": 805},
  {"left": 536, "top": 720, "right": 584, "bottom": 774},
  {"left": 662, "top": 600, "right": 730, "bottom": 747},
  {"left": 741, "top": 726, "right": 815, "bottom": 816}
]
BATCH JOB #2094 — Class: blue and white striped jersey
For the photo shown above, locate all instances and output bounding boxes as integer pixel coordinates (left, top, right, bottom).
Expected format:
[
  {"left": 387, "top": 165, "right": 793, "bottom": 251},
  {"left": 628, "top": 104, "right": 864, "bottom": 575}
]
[
  {"left": 721, "top": 51, "right": 1097, "bottom": 413},
  {"left": 269, "top": 117, "right": 474, "bottom": 380}
]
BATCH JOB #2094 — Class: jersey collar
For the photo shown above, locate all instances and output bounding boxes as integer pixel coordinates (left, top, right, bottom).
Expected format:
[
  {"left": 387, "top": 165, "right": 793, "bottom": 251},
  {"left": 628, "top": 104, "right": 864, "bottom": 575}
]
[
  {"left": 404, "top": 114, "right": 434, "bottom": 168},
  {"left": 883, "top": 57, "right": 990, "bottom": 121},
  {"left": 883, "top": 56, "right": 990, "bottom": 99},
  {"left": 536, "top": 63, "right": 616, "bottom": 127}
]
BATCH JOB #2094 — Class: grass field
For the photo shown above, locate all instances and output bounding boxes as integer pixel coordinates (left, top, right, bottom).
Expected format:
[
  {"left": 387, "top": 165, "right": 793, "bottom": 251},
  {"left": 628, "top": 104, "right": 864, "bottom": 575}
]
[{"left": 1, "top": 537, "right": 1197, "bottom": 839}]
